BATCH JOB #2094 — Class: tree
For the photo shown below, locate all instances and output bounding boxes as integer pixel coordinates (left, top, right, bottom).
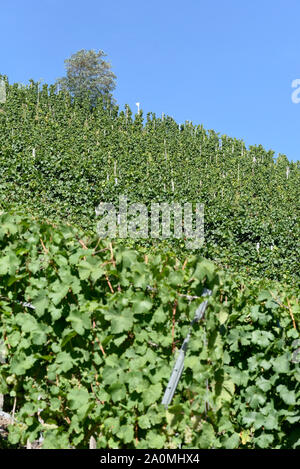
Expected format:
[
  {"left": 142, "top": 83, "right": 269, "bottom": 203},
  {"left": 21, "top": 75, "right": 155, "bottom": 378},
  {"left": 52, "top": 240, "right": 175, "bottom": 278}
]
[{"left": 56, "top": 49, "right": 116, "bottom": 105}]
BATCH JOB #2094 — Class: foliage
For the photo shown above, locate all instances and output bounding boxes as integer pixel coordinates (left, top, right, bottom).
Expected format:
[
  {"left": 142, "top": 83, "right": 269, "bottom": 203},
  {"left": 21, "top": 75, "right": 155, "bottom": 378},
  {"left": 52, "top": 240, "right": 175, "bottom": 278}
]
[
  {"left": 0, "top": 76, "right": 299, "bottom": 449},
  {"left": 0, "top": 213, "right": 299, "bottom": 449},
  {"left": 0, "top": 77, "right": 299, "bottom": 285},
  {"left": 55, "top": 49, "right": 116, "bottom": 106}
]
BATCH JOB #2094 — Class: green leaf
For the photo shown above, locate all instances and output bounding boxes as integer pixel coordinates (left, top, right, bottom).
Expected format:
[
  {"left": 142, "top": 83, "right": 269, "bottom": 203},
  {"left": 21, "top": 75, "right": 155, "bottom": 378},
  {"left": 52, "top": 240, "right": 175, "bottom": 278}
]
[
  {"left": 246, "top": 386, "right": 267, "bottom": 409},
  {"left": 272, "top": 354, "right": 290, "bottom": 373},
  {"left": 263, "top": 413, "right": 279, "bottom": 431},
  {"left": 50, "top": 283, "right": 69, "bottom": 305},
  {"left": 67, "top": 388, "right": 91, "bottom": 412},
  {"left": 168, "top": 271, "right": 184, "bottom": 286},
  {"left": 143, "top": 383, "right": 162, "bottom": 406},
  {"left": 67, "top": 308, "right": 91, "bottom": 335},
  {"left": 55, "top": 351, "right": 74, "bottom": 373},
  {"left": 132, "top": 298, "right": 153, "bottom": 315},
  {"left": 138, "top": 415, "right": 151, "bottom": 429},
  {"left": 0, "top": 253, "right": 19, "bottom": 275},
  {"left": 109, "top": 383, "right": 126, "bottom": 402},
  {"left": 146, "top": 431, "right": 166, "bottom": 449},
  {"left": 197, "top": 422, "right": 215, "bottom": 449},
  {"left": 257, "top": 291, "right": 272, "bottom": 302},
  {"left": 151, "top": 306, "right": 167, "bottom": 323},
  {"left": 116, "top": 425, "right": 134, "bottom": 444},
  {"left": 111, "top": 312, "right": 133, "bottom": 334},
  {"left": 32, "top": 291, "right": 49, "bottom": 316},
  {"left": 114, "top": 334, "right": 127, "bottom": 346},
  {"left": 218, "top": 309, "right": 228, "bottom": 325},
  {"left": 42, "top": 430, "right": 71, "bottom": 449},
  {"left": 223, "top": 432, "right": 240, "bottom": 449},
  {"left": 251, "top": 330, "right": 274, "bottom": 348},
  {"left": 10, "top": 352, "right": 36, "bottom": 375},
  {"left": 254, "top": 432, "right": 274, "bottom": 448},
  {"left": 61, "top": 330, "right": 77, "bottom": 348},
  {"left": 276, "top": 384, "right": 297, "bottom": 405}
]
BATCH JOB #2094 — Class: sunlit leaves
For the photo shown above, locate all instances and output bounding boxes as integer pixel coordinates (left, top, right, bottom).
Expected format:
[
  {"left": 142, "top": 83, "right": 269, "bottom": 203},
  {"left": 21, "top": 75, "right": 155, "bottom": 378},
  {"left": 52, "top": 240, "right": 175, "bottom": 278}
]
[{"left": 0, "top": 212, "right": 299, "bottom": 449}]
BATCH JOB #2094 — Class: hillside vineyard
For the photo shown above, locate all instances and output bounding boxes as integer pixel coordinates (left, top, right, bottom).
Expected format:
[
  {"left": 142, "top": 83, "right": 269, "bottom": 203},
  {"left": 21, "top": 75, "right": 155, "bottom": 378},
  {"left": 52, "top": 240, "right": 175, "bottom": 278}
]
[
  {"left": 0, "top": 78, "right": 299, "bottom": 449},
  {"left": 0, "top": 78, "right": 299, "bottom": 285}
]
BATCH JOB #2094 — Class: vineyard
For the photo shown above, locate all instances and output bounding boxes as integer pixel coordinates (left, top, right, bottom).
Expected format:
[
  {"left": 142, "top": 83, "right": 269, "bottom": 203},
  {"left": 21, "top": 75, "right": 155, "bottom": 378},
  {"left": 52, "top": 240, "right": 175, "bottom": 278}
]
[{"left": 0, "top": 77, "right": 299, "bottom": 449}]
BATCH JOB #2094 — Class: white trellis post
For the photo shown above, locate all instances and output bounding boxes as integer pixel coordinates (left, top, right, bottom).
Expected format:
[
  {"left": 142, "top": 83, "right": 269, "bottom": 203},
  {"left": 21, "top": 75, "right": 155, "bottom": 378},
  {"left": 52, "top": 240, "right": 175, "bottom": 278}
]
[
  {"left": 114, "top": 160, "right": 118, "bottom": 185},
  {"left": 164, "top": 139, "right": 167, "bottom": 161},
  {"left": 135, "top": 102, "right": 140, "bottom": 114},
  {"left": 0, "top": 79, "right": 6, "bottom": 103},
  {"left": 252, "top": 156, "right": 256, "bottom": 175},
  {"left": 171, "top": 162, "right": 175, "bottom": 191},
  {"left": 89, "top": 436, "right": 97, "bottom": 449},
  {"left": 107, "top": 153, "right": 110, "bottom": 181},
  {"left": 286, "top": 166, "right": 290, "bottom": 179}
]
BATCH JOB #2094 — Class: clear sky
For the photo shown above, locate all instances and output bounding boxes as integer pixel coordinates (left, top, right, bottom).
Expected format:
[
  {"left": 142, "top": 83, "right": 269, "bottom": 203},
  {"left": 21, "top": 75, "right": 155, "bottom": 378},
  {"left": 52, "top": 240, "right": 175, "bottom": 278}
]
[{"left": 1, "top": 0, "right": 300, "bottom": 162}]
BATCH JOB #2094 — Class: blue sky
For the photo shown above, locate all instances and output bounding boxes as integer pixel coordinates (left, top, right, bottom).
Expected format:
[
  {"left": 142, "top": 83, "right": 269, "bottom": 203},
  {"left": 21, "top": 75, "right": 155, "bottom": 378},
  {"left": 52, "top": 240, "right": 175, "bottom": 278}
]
[{"left": 1, "top": 0, "right": 300, "bottom": 161}]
